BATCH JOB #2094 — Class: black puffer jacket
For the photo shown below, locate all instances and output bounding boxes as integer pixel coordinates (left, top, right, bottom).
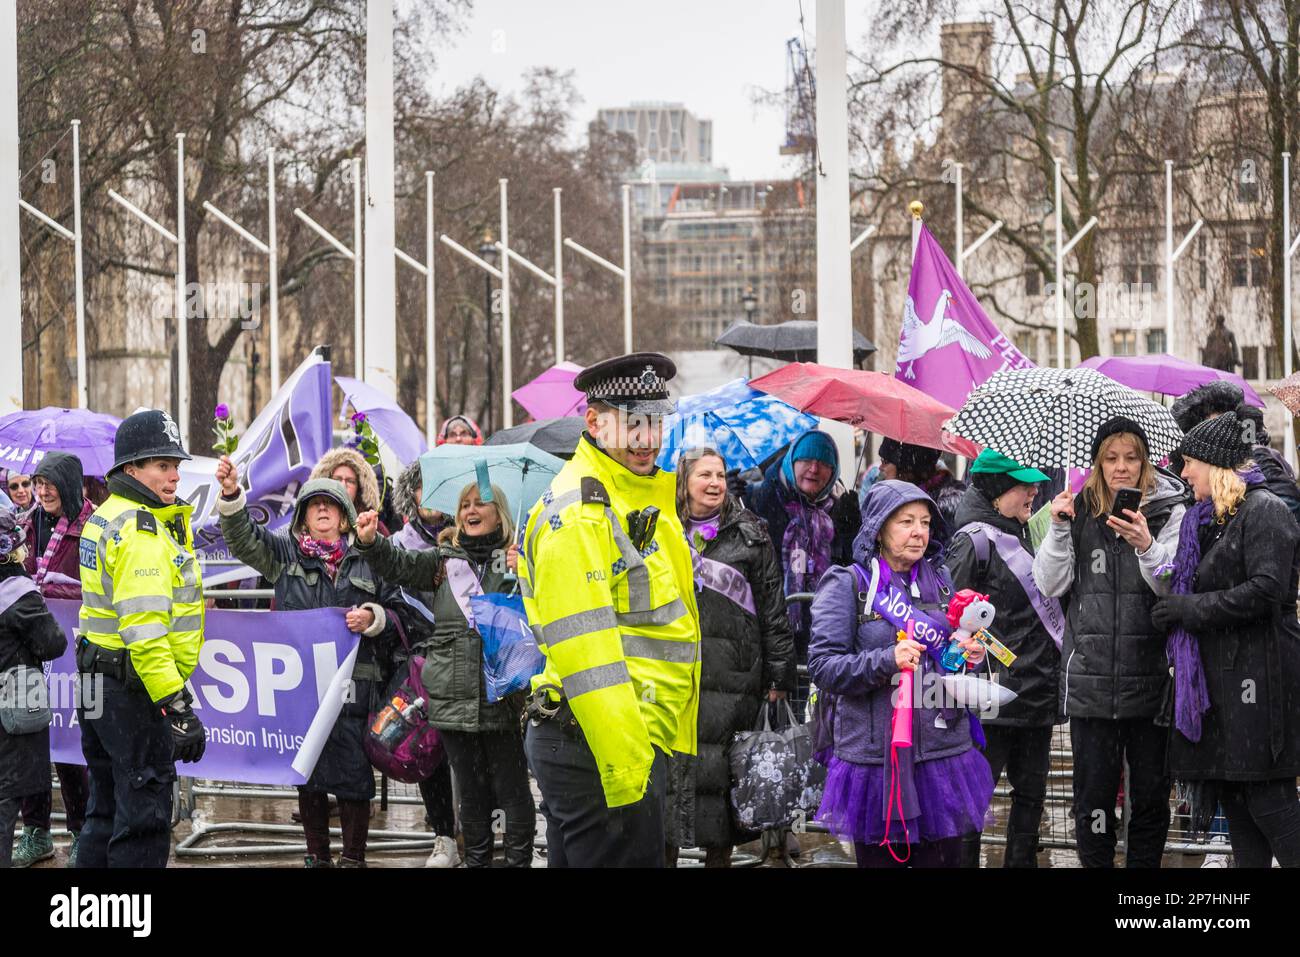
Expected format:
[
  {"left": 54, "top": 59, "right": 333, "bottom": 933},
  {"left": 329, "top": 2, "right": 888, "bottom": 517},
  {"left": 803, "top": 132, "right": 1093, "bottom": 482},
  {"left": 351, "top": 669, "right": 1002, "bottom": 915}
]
[
  {"left": 0, "top": 562, "right": 67, "bottom": 799},
  {"left": 946, "top": 485, "right": 1061, "bottom": 727},
  {"left": 1043, "top": 472, "right": 1189, "bottom": 720},
  {"left": 1251, "top": 445, "right": 1300, "bottom": 525},
  {"left": 219, "top": 485, "right": 400, "bottom": 801},
  {"left": 668, "top": 501, "right": 796, "bottom": 850},
  {"left": 1165, "top": 487, "right": 1300, "bottom": 780}
]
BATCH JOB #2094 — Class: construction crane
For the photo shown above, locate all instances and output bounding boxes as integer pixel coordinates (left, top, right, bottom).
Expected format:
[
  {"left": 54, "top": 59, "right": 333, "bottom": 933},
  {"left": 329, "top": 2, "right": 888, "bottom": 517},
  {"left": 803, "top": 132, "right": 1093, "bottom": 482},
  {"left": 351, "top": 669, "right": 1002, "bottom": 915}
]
[{"left": 781, "top": 36, "right": 816, "bottom": 155}]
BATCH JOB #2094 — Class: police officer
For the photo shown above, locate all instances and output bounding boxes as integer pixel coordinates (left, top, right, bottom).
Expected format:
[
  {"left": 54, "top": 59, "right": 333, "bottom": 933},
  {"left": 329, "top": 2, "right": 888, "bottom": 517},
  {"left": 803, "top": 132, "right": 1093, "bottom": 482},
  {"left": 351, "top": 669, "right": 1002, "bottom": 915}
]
[
  {"left": 76, "top": 410, "right": 206, "bottom": 868},
  {"left": 519, "top": 353, "right": 701, "bottom": 868}
]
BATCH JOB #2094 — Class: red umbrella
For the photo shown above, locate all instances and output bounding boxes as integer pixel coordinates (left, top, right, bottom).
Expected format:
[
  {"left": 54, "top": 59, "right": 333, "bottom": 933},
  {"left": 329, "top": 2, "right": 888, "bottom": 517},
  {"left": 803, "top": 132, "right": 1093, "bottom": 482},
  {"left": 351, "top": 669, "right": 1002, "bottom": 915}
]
[{"left": 749, "top": 362, "right": 981, "bottom": 458}]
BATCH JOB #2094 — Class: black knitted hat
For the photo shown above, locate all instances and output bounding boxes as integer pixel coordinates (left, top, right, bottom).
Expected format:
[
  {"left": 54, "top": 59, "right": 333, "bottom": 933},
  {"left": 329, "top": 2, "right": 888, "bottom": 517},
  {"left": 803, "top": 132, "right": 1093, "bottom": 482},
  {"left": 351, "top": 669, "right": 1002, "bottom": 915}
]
[
  {"left": 878, "top": 438, "right": 942, "bottom": 476},
  {"left": 972, "top": 470, "right": 1022, "bottom": 503},
  {"left": 1090, "top": 416, "right": 1150, "bottom": 463},
  {"left": 1234, "top": 403, "right": 1268, "bottom": 447},
  {"left": 1176, "top": 410, "right": 1253, "bottom": 469}
]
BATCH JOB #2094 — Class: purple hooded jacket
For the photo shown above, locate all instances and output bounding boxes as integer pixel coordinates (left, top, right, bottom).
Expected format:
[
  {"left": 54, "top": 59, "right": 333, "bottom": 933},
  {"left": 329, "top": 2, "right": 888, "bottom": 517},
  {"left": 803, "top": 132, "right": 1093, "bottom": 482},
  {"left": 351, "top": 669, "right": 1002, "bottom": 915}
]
[{"left": 807, "top": 479, "right": 979, "bottom": 766}]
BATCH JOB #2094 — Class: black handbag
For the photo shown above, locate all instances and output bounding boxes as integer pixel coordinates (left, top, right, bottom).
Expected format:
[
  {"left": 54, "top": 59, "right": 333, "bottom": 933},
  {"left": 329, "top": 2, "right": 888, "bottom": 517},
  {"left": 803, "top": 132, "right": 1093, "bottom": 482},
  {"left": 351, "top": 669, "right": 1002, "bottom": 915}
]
[{"left": 0, "top": 664, "right": 52, "bottom": 735}]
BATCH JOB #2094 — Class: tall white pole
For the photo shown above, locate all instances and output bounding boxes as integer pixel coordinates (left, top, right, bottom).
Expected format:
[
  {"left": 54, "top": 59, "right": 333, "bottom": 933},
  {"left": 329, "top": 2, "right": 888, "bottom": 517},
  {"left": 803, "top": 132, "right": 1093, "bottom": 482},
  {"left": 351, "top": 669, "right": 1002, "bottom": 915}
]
[
  {"left": 0, "top": 1, "right": 19, "bottom": 414},
  {"left": 954, "top": 162, "right": 964, "bottom": 279},
  {"left": 1054, "top": 157, "right": 1065, "bottom": 369},
  {"left": 363, "top": 0, "right": 398, "bottom": 399},
  {"left": 500, "top": 178, "right": 513, "bottom": 429},
  {"left": 1285, "top": 152, "right": 1294, "bottom": 467},
  {"left": 814, "top": 0, "right": 855, "bottom": 482},
  {"left": 352, "top": 157, "right": 364, "bottom": 378},
  {"left": 71, "top": 120, "right": 87, "bottom": 409},
  {"left": 911, "top": 201, "right": 923, "bottom": 257},
  {"left": 176, "top": 133, "right": 189, "bottom": 445},
  {"left": 554, "top": 187, "right": 564, "bottom": 363},
  {"left": 1165, "top": 160, "right": 1174, "bottom": 358},
  {"left": 267, "top": 148, "right": 280, "bottom": 392},
  {"left": 622, "top": 184, "right": 632, "bottom": 353},
  {"left": 425, "top": 170, "right": 436, "bottom": 444}
]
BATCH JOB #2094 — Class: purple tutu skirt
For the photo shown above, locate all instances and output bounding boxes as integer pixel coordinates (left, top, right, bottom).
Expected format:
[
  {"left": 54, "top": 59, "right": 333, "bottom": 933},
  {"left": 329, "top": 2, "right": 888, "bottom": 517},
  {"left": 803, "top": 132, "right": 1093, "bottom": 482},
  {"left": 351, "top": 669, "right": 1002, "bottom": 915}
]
[{"left": 816, "top": 748, "right": 994, "bottom": 845}]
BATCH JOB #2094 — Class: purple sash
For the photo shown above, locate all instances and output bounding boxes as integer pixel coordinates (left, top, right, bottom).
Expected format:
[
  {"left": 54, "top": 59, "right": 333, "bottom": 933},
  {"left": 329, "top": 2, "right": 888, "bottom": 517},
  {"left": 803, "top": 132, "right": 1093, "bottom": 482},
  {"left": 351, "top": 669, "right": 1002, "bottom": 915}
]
[
  {"left": 963, "top": 522, "right": 1064, "bottom": 649},
  {"left": 864, "top": 560, "right": 954, "bottom": 668},
  {"left": 0, "top": 576, "right": 39, "bottom": 617},
  {"left": 444, "top": 558, "right": 483, "bottom": 628},
  {"left": 692, "top": 551, "right": 756, "bottom": 616}
]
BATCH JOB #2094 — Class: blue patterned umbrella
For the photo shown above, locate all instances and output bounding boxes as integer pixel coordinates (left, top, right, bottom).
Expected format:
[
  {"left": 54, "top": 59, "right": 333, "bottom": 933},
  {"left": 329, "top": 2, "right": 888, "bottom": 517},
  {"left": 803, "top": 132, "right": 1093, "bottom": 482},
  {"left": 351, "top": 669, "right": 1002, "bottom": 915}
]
[{"left": 657, "top": 379, "right": 819, "bottom": 472}]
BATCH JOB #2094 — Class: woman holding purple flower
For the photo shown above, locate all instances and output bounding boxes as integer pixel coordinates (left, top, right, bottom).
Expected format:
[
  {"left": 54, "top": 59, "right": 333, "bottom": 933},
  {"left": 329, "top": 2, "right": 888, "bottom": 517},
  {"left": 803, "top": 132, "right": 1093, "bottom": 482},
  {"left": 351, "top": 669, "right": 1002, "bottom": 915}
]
[
  {"left": 1151, "top": 411, "right": 1300, "bottom": 866},
  {"left": 664, "top": 447, "right": 795, "bottom": 867}
]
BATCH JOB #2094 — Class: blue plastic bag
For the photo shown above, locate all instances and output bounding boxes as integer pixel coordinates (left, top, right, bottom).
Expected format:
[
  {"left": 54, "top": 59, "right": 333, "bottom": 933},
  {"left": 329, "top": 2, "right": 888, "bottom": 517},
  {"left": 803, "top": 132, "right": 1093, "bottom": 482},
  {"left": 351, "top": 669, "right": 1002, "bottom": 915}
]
[{"left": 469, "top": 591, "right": 544, "bottom": 702}]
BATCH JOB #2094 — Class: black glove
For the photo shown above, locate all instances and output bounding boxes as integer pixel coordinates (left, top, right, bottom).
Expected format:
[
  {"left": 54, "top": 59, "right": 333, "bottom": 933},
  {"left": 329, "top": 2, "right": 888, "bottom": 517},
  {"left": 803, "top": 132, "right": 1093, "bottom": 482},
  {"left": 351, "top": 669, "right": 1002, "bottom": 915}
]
[
  {"left": 725, "top": 468, "right": 748, "bottom": 500},
  {"left": 1151, "top": 595, "right": 1191, "bottom": 632},
  {"left": 161, "top": 690, "right": 206, "bottom": 763}
]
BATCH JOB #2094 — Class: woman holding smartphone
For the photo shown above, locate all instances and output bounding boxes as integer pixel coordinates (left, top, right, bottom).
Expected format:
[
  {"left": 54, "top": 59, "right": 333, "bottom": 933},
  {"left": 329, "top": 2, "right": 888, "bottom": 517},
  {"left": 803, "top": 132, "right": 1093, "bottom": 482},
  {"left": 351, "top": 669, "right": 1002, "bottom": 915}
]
[{"left": 1031, "top": 417, "right": 1189, "bottom": 867}]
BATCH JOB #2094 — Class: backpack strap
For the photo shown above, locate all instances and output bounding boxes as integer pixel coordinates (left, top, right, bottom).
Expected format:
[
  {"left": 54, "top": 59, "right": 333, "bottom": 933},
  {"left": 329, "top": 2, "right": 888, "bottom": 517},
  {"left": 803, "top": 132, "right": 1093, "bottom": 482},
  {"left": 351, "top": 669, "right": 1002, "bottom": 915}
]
[
  {"left": 967, "top": 524, "right": 991, "bottom": 583},
  {"left": 850, "top": 559, "right": 881, "bottom": 624}
]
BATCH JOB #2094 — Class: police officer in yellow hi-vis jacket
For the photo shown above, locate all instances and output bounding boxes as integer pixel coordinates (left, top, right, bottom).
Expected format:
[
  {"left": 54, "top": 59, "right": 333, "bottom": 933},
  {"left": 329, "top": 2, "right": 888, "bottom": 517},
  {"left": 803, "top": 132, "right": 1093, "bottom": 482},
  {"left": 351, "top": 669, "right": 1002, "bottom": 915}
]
[
  {"left": 76, "top": 410, "right": 205, "bottom": 868},
  {"left": 520, "top": 352, "right": 701, "bottom": 867}
]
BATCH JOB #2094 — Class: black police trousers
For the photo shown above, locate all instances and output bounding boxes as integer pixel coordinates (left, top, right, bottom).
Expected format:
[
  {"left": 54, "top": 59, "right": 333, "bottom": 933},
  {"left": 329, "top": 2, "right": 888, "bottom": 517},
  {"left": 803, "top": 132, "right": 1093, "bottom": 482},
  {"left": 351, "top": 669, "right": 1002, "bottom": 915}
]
[
  {"left": 77, "top": 673, "right": 175, "bottom": 868},
  {"left": 525, "top": 717, "right": 667, "bottom": 868}
]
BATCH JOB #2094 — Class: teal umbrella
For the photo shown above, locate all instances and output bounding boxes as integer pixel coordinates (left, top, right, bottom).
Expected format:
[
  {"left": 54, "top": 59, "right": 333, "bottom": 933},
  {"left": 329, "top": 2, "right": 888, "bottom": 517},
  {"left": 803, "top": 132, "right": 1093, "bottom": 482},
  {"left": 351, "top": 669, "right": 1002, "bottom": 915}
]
[{"left": 418, "top": 442, "right": 565, "bottom": 519}]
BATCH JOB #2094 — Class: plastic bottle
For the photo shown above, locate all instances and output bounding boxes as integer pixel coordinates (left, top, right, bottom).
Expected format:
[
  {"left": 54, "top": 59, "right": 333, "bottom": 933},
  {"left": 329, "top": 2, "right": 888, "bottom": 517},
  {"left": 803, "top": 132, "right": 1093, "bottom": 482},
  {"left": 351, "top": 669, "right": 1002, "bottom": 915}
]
[
  {"left": 378, "top": 696, "right": 424, "bottom": 748},
  {"left": 371, "top": 696, "right": 404, "bottom": 738}
]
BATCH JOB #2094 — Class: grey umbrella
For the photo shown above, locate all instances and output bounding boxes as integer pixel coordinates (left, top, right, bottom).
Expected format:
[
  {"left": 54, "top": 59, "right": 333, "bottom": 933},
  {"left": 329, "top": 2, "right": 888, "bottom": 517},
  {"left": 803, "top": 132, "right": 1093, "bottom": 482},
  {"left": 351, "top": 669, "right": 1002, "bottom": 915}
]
[
  {"left": 485, "top": 416, "right": 586, "bottom": 459},
  {"left": 715, "top": 319, "right": 876, "bottom": 367}
]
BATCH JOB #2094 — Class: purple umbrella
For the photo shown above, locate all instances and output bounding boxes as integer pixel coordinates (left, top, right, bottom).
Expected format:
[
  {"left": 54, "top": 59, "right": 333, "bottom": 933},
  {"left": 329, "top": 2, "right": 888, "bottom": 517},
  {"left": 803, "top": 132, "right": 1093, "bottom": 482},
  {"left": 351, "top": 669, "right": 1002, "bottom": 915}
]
[
  {"left": 0, "top": 406, "right": 122, "bottom": 477},
  {"left": 1079, "top": 353, "right": 1265, "bottom": 407},
  {"left": 335, "top": 376, "right": 428, "bottom": 466},
  {"left": 511, "top": 362, "right": 587, "bottom": 421}
]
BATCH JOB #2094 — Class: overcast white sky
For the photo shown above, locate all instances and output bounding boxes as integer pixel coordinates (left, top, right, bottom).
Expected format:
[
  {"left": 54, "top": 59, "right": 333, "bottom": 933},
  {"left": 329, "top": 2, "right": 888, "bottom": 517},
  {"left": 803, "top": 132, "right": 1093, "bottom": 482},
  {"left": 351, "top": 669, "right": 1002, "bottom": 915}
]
[{"left": 428, "top": 0, "right": 875, "bottom": 182}]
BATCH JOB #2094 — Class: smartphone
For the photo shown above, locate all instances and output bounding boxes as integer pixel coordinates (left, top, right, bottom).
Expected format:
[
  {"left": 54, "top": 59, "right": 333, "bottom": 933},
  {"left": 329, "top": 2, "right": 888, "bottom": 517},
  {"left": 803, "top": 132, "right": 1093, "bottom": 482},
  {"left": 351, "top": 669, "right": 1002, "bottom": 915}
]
[{"left": 1110, "top": 486, "right": 1143, "bottom": 521}]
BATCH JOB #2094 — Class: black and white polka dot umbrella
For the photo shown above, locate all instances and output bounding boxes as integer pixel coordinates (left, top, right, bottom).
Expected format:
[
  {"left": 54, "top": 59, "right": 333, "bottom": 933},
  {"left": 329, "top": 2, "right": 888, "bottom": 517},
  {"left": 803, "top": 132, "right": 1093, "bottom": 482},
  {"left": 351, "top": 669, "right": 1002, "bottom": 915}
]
[{"left": 943, "top": 367, "right": 1184, "bottom": 469}]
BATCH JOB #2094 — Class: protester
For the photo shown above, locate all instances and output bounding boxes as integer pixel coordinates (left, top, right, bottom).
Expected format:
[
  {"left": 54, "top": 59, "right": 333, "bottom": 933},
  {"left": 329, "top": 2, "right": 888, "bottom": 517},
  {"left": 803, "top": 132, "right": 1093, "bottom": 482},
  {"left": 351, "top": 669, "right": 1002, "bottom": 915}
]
[
  {"left": 311, "top": 447, "right": 387, "bottom": 535},
  {"left": 0, "top": 503, "right": 68, "bottom": 868},
  {"left": 5, "top": 472, "right": 33, "bottom": 514},
  {"left": 746, "top": 429, "right": 850, "bottom": 714},
  {"left": 217, "top": 459, "right": 401, "bottom": 867},
  {"left": 809, "top": 479, "right": 993, "bottom": 867},
  {"left": 354, "top": 482, "right": 535, "bottom": 867},
  {"left": 1233, "top": 404, "right": 1300, "bottom": 524},
  {"left": 1032, "top": 416, "right": 1189, "bottom": 868},
  {"left": 11, "top": 452, "right": 93, "bottom": 867},
  {"left": 1169, "top": 381, "right": 1244, "bottom": 474},
  {"left": 665, "top": 447, "right": 796, "bottom": 868},
  {"left": 436, "top": 414, "right": 484, "bottom": 446},
  {"left": 947, "top": 450, "right": 1060, "bottom": 868},
  {"left": 873, "top": 438, "right": 967, "bottom": 528},
  {"left": 388, "top": 460, "right": 458, "bottom": 867},
  {"left": 1153, "top": 412, "right": 1300, "bottom": 866},
  {"left": 77, "top": 410, "right": 206, "bottom": 868}
]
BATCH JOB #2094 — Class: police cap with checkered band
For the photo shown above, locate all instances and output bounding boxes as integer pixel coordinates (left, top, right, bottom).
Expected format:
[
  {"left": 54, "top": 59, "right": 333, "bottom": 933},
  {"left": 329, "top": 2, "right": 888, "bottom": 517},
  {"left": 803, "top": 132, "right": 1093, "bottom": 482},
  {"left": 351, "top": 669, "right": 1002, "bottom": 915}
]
[
  {"left": 110, "top": 409, "right": 192, "bottom": 474},
  {"left": 574, "top": 352, "right": 677, "bottom": 415}
]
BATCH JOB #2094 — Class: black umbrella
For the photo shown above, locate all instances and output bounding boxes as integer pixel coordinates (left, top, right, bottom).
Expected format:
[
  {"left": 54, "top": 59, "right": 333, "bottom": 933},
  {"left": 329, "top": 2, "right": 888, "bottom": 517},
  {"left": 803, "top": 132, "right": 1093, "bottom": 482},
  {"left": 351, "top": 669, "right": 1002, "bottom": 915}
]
[
  {"left": 485, "top": 416, "right": 586, "bottom": 459},
  {"left": 715, "top": 319, "right": 876, "bottom": 367}
]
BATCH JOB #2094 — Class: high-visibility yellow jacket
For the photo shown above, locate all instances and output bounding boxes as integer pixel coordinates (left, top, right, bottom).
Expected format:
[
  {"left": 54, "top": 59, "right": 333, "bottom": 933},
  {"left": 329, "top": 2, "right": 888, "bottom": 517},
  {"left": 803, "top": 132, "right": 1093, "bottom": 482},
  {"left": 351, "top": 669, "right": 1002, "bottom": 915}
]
[
  {"left": 520, "top": 434, "right": 701, "bottom": 808},
  {"left": 78, "top": 491, "right": 205, "bottom": 704}
]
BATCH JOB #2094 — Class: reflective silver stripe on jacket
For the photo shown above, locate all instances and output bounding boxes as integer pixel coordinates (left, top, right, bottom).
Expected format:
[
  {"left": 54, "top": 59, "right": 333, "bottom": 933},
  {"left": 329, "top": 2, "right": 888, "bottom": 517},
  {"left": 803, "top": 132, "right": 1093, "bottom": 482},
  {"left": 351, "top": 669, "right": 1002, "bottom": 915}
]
[
  {"left": 621, "top": 633, "right": 698, "bottom": 665},
  {"left": 604, "top": 507, "right": 650, "bottom": 611},
  {"left": 81, "top": 591, "right": 114, "bottom": 611},
  {"left": 173, "top": 585, "right": 203, "bottom": 604},
  {"left": 114, "top": 595, "right": 173, "bottom": 617},
  {"left": 119, "top": 622, "right": 169, "bottom": 645},
  {"left": 562, "top": 660, "right": 631, "bottom": 698},
  {"left": 171, "top": 614, "right": 204, "bottom": 633},
  {"left": 540, "top": 606, "right": 618, "bottom": 647},
  {"left": 617, "top": 596, "right": 687, "bottom": 628}
]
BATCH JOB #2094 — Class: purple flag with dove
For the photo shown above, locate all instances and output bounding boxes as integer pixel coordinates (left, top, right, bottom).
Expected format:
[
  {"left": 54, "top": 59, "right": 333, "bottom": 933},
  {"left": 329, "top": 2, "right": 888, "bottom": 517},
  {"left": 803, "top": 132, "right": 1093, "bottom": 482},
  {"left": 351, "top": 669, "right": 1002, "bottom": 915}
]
[{"left": 895, "top": 223, "right": 1034, "bottom": 409}]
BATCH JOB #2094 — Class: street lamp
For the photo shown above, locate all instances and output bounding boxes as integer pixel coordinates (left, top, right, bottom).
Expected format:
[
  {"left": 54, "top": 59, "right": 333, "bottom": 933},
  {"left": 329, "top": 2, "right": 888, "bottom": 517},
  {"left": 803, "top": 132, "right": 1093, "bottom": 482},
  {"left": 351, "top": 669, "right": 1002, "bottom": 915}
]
[{"left": 478, "top": 228, "right": 498, "bottom": 433}]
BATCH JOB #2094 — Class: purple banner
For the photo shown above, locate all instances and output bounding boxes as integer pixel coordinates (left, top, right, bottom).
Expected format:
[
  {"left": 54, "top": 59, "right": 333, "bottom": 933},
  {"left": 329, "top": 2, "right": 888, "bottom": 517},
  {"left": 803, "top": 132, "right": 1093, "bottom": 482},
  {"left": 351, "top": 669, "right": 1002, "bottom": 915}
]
[
  {"left": 896, "top": 223, "right": 1034, "bottom": 410},
  {"left": 178, "top": 353, "right": 335, "bottom": 563},
  {"left": 46, "top": 599, "right": 361, "bottom": 787}
]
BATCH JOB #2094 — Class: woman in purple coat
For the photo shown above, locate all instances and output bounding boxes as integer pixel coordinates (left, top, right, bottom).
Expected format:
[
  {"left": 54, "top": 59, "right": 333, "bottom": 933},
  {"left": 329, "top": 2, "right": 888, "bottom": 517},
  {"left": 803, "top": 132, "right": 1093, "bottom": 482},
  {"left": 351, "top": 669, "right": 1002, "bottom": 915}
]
[{"left": 809, "top": 480, "right": 994, "bottom": 867}]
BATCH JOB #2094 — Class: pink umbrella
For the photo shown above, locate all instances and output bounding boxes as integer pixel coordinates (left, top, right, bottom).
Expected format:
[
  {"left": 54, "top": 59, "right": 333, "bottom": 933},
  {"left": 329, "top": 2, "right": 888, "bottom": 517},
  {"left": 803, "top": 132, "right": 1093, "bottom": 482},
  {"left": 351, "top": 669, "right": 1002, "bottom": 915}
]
[
  {"left": 749, "top": 362, "right": 980, "bottom": 458},
  {"left": 511, "top": 362, "right": 587, "bottom": 421}
]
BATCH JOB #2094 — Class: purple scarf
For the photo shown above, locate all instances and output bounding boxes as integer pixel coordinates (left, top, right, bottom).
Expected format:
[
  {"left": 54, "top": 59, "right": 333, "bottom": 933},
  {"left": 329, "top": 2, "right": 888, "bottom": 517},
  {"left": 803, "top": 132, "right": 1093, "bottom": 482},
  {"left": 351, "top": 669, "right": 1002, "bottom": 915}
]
[
  {"left": 298, "top": 535, "right": 347, "bottom": 579},
  {"left": 1167, "top": 467, "right": 1265, "bottom": 742},
  {"left": 782, "top": 495, "right": 835, "bottom": 633}
]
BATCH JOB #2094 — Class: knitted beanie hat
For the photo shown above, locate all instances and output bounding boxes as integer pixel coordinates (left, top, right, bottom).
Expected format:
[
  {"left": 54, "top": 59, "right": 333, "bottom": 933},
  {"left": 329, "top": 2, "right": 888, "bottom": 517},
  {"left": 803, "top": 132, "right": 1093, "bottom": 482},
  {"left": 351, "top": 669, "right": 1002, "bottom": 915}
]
[
  {"left": 1175, "top": 410, "right": 1253, "bottom": 469},
  {"left": 1090, "top": 416, "right": 1150, "bottom": 463}
]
